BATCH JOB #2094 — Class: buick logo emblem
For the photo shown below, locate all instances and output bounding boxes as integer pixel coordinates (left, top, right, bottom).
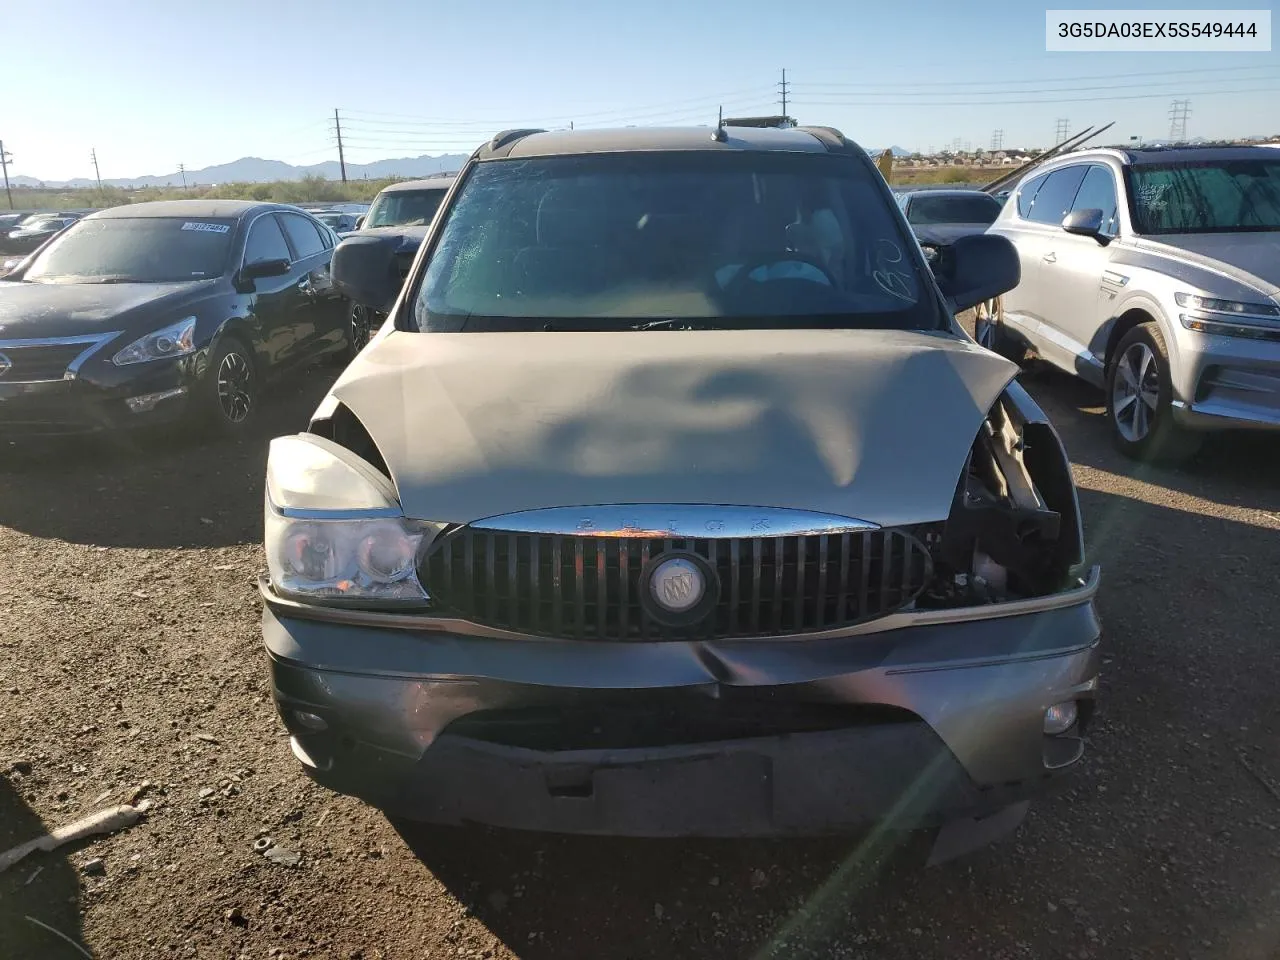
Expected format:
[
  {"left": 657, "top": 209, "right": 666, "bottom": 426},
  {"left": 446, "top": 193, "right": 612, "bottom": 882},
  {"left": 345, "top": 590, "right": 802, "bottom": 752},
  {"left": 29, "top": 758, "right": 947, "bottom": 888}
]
[
  {"left": 0, "top": 352, "right": 10, "bottom": 379},
  {"left": 649, "top": 557, "right": 704, "bottom": 613}
]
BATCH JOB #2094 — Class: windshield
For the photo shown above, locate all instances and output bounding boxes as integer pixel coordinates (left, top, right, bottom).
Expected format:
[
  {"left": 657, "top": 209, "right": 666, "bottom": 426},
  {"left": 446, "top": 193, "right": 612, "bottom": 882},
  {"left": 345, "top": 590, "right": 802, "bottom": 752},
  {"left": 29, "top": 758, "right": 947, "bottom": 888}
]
[
  {"left": 364, "top": 187, "right": 448, "bottom": 228},
  {"left": 412, "top": 152, "right": 935, "bottom": 331},
  {"left": 906, "top": 193, "right": 1002, "bottom": 225},
  {"left": 23, "top": 216, "right": 235, "bottom": 282},
  {"left": 317, "top": 213, "right": 344, "bottom": 226},
  {"left": 1128, "top": 158, "right": 1280, "bottom": 234}
]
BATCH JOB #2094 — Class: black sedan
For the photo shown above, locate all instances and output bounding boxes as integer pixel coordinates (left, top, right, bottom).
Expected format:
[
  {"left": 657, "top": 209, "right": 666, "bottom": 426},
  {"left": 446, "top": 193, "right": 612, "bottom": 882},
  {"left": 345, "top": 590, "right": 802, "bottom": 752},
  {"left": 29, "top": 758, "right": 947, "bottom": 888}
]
[{"left": 0, "top": 200, "right": 352, "bottom": 439}]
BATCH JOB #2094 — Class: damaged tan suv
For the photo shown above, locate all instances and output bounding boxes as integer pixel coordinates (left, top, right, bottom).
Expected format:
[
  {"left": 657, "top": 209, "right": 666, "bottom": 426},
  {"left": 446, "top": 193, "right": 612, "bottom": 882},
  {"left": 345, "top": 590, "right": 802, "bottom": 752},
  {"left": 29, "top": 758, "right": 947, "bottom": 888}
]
[{"left": 259, "top": 125, "right": 1102, "bottom": 864}]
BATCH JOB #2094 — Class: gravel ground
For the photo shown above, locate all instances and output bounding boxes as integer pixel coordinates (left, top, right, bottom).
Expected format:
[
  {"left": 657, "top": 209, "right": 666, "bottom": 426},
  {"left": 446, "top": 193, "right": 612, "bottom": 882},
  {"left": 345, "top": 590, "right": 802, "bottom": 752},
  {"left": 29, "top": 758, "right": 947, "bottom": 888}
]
[{"left": 3, "top": 339, "right": 1280, "bottom": 960}]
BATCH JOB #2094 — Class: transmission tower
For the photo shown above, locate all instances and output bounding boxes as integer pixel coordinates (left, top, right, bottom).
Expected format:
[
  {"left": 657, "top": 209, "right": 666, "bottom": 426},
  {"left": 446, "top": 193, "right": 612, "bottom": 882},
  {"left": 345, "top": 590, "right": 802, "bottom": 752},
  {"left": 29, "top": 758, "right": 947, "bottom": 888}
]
[
  {"left": 990, "top": 129, "right": 1004, "bottom": 150},
  {"left": 1168, "top": 99, "right": 1191, "bottom": 141},
  {"left": 778, "top": 68, "right": 789, "bottom": 119},
  {"left": 1054, "top": 118, "right": 1071, "bottom": 143}
]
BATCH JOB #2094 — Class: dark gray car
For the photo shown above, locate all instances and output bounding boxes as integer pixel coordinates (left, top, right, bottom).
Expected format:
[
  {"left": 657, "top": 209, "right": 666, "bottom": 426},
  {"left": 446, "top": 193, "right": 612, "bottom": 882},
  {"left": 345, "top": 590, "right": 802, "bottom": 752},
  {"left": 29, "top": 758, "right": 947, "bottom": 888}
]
[{"left": 260, "top": 126, "right": 1100, "bottom": 862}]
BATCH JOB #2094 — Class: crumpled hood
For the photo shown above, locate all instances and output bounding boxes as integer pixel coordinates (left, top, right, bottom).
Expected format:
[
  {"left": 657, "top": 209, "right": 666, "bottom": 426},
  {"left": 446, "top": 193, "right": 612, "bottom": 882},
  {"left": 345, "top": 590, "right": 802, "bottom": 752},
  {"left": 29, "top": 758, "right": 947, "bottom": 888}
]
[
  {"left": 0, "top": 278, "right": 221, "bottom": 339},
  {"left": 910, "top": 222, "right": 994, "bottom": 247},
  {"left": 331, "top": 329, "right": 1018, "bottom": 528},
  {"left": 1135, "top": 232, "right": 1280, "bottom": 297}
]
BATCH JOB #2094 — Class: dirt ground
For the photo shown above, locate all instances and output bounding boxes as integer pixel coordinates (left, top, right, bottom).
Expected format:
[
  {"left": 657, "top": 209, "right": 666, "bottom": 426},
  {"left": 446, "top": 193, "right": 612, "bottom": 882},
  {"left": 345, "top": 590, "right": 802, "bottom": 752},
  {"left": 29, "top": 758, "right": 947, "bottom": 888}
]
[{"left": 3, "top": 334, "right": 1280, "bottom": 960}]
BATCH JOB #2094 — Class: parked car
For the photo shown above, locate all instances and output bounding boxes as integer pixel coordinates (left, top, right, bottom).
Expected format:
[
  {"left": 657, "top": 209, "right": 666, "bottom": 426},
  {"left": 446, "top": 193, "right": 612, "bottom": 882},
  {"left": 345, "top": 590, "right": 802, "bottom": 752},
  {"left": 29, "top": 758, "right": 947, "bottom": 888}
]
[
  {"left": 0, "top": 213, "right": 25, "bottom": 233},
  {"left": 0, "top": 200, "right": 351, "bottom": 439},
  {"left": 315, "top": 210, "right": 359, "bottom": 233},
  {"left": 2, "top": 216, "right": 76, "bottom": 255},
  {"left": 986, "top": 144, "right": 1280, "bottom": 460},
  {"left": 261, "top": 126, "right": 1101, "bottom": 863},
  {"left": 895, "top": 188, "right": 1005, "bottom": 266},
  {"left": 340, "top": 175, "right": 458, "bottom": 352}
]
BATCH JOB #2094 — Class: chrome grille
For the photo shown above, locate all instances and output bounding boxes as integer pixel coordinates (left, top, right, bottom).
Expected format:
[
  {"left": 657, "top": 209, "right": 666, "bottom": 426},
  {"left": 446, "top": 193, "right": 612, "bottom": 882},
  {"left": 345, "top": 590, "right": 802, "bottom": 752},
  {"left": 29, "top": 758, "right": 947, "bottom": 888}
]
[
  {"left": 0, "top": 343, "right": 86, "bottom": 382},
  {"left": 422, "top": 528, "right": 934, "bottom": 640}
]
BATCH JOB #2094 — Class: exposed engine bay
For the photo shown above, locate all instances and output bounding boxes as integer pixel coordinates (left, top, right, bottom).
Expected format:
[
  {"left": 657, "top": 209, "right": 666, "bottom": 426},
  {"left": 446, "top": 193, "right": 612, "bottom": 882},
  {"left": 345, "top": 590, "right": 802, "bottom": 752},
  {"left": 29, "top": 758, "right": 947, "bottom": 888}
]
[{"left": 917, "top": 385, "right": 1083, "bottom": 609}]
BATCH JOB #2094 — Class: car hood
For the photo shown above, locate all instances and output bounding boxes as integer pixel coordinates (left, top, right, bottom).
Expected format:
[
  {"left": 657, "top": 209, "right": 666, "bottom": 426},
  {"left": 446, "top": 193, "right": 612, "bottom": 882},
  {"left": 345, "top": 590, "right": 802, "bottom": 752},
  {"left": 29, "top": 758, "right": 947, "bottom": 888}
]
[
  {"left": 910, "top": 222, "right": 995, "bottom": 246},
  {"left": 0, "top": 278, "right": 222, "bottom": 339},
  {"left": 339, "top": 225, "right": 430, "bottom": 245},
  {"left": 1136, "top": 232, "right": 1280, "bottom": 297},
  {"left": 329, "top": 328, "right": 1018, "bottom": 527}
]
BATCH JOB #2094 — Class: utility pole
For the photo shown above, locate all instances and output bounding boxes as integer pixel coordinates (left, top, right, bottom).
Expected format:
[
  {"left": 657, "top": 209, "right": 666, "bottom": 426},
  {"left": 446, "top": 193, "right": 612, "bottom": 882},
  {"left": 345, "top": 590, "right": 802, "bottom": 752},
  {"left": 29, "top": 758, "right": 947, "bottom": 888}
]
[
  {"left": 778, "top": 68, "right": 789, "bottom": 119},
  {"left": 0, "top": 140, "right": 13, "bottom": 209},
  {"left": 991, "top": 129, "right": 1004, "bottom": 151},
  {"left": 333, "top": 109, "right": 348, "bottom": 183},
  {"left": 1168, "top": 99, "right": 1191, "bottom": 141},
  {"left": 178, "top": 163, "right": 188, "bottom": 190},
  {"left": 90, "top": 147, "right": 103, "bottom": 192}
]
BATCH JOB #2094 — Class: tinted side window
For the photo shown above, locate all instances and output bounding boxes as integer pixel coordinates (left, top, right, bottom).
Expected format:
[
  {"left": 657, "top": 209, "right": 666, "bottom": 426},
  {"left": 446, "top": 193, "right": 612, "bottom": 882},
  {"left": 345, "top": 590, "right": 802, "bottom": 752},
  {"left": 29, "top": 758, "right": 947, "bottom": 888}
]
[
  {"left": 1070, "top": 165, "right": 1120, "bottom": 236},
  {"left": 280, "top": 213, "right": 326, "bottom": 259},
  {"left": 1016, "top": 174, "right": 1048, "bottom": 218},
  {"left": 1028, "top": 166, "right": 1088, "bottom": 225},
  {"left": 244, "top": 216, "right": 291, "bottom": 264}
]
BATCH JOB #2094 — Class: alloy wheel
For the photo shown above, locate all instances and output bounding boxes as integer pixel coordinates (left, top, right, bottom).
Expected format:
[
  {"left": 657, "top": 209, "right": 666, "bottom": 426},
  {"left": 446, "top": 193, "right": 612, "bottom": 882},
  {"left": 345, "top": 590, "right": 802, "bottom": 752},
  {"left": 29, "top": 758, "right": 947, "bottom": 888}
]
[
  {"left": 216, "top": 352, "right": 253, "bottom": 424},
  {"left": 1111, "top": 341, "right": 1161, "bottom": 442},
  {"left": 350, "top": 304, "right": 372, "bottom": 353}
]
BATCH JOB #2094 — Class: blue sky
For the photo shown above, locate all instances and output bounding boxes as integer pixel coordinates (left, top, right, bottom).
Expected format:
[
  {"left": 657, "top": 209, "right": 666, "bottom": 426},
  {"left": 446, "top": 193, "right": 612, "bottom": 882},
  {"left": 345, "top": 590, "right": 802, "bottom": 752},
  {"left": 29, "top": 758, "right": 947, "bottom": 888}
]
[{"left": 4, "top": 0, "right": 1277, "bottom": 181}]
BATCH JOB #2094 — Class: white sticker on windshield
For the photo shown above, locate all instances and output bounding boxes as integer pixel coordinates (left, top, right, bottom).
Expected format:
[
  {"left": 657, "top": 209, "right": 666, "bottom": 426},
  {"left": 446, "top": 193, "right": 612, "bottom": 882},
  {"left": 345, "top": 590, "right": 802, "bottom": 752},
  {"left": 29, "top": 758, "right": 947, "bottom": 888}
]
[{"left": 181, "top": 222, "right": 230, "bottom": 234}]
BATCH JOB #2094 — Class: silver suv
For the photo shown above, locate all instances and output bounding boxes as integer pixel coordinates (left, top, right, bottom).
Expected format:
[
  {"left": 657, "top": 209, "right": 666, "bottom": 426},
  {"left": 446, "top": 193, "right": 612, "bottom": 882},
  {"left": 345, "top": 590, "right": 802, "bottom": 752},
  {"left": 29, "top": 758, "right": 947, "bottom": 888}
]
[{"left": 984, "top": 145, "right": 1280, "bottom": 461}]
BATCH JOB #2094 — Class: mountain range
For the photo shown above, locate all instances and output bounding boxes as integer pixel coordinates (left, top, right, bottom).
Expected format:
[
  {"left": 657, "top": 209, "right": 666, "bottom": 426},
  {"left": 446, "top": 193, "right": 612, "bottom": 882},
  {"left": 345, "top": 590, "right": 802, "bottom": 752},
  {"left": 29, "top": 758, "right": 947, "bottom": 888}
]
[
  {"left": 10, "top": 153, "right": 474, "bottom": 189},
  {"left": 13, "top": 142, "right": 921, "bottom": 189}
]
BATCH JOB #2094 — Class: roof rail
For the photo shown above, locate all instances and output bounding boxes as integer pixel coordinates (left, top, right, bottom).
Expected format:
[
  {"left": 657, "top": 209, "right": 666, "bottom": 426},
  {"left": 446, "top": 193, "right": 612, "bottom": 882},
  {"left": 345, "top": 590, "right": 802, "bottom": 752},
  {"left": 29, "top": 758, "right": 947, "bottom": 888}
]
[{"left": 795, "top": 125, "right": 855, "bottom": 154}]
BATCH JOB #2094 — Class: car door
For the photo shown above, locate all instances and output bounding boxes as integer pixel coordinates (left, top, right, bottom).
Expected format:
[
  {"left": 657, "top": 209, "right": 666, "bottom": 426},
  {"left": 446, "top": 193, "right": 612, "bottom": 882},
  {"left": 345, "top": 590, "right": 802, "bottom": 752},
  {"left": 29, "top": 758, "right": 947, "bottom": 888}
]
[
  {"left": 1035, "top": 164, "right": 1121, "bottom": 385},
  {"left": 1004, "top": 165, "right": 1089, "bottom": 374},
  {"left": 988, "top": 171, "right": 1050, "bottom": 334},
  {"left": 242, "top": 213, "right": 305, "bottom": 370},
  {"left": 278, "top": 212, "right": 346, "bottom": 358}
]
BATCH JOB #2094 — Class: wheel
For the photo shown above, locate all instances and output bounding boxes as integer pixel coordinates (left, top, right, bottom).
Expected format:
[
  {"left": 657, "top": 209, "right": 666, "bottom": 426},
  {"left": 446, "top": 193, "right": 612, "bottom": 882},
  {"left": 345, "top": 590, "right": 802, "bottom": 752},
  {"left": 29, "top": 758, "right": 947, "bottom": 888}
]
[
  {"left": 197, "top": 336, "right": 258, "bottom": 436},
  {"left": 347, "top": 302, "right": 377, "bottom": 359},
  {"left": 973, "top": 296, "right": 1024, "bottom": 363},
  {"left": 1105, "top": 322, "right": 1201, "bottom": 463}
]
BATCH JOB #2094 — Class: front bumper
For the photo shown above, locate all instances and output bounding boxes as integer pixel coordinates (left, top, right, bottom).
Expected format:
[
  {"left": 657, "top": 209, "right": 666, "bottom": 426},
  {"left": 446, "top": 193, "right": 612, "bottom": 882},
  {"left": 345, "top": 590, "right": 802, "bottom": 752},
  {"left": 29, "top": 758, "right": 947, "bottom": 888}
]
[
  {"left": 0, "top": 365, "right": 191, "bottom": 438},
  {"left": 263, "top": 569, "right": 1102, "bottom": 838},
  {"left": 1171, "top": 325, "right": 1280, "bottom": 432}
]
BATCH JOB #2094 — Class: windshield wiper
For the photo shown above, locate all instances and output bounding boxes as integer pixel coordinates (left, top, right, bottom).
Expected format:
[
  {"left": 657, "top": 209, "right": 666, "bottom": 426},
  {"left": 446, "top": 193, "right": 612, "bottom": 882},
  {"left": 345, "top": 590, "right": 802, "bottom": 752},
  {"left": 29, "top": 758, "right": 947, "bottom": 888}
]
[{"left": 631, "top": 319, "right": 723, "bottom": 331}]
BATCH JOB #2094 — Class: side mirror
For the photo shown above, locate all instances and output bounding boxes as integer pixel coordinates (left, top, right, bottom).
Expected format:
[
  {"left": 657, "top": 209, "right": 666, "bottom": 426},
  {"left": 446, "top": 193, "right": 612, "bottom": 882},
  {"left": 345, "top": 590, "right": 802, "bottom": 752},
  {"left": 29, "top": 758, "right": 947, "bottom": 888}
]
[
  {"left": 332, "top": 234, "right": 402, "bottom": 313},
  {"left": 1062, "top": 208, "right": 1108, "bottom": 243},
  {"left": 241, "top": 258, "right": 291, "bottom": 281},
  {"left": 935, "top": 233, "right": 1020, "bottom": 314},
  {"left": 354, "top": 216, "right": 366, "bottom": 230}
]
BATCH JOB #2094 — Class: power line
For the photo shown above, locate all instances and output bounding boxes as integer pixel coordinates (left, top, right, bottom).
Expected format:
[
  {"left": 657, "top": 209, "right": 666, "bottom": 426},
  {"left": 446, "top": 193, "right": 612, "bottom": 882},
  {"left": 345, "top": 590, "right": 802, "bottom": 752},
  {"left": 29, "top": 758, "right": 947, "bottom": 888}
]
[
  {"left": 1169, "top": 99, "right": 1192, "bottom": 140},
  {"left": 796, "top": 72, "right": 1280, "bottom": 100},
  {"left": 791, "top": 62, "right": 1280, "bottom": 89},
  {"left": 790, "top": 82, "right": 1280, "bottom": 107}
]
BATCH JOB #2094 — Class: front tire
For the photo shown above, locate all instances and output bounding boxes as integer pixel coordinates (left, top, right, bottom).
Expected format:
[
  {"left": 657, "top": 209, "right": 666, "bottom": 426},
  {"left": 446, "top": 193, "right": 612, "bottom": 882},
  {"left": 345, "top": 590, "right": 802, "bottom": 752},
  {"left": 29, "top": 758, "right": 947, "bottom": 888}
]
[
  {"left": 197, "top": 336, "right": 258, "bottom": 437},
  {"left": 1105, "top": 322, "right": 1200, "bottom": 463},
  {"left": 347, "top": 302, "right": 377, "bottom": 360},
  {"left": 973, "top": 296, "right": 1024, "bottom": 363}
]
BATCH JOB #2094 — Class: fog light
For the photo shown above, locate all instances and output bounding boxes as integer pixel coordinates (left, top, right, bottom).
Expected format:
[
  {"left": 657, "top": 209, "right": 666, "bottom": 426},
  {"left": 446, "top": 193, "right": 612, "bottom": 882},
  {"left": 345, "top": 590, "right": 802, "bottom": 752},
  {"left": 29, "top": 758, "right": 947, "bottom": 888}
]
[
  {"left": 1043, "top": 701, "right": 1078, "bottom": 736},
  {"left": 293, "top": 710, "right": 328, "bottom": 732},
  {"left": 126, "top": 386, "right": 187, "bottom": 413}
]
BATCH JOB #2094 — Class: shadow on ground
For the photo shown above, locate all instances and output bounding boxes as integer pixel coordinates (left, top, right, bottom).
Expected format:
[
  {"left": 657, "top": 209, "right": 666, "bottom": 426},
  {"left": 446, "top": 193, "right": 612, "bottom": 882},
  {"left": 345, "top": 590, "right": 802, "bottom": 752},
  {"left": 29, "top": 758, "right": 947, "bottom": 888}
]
[
  {"left": 0, "top": 774, "right": 89, "bottom": 959},
  {"left": 0, "top": 371, "right": 333, "bottom": 549}
]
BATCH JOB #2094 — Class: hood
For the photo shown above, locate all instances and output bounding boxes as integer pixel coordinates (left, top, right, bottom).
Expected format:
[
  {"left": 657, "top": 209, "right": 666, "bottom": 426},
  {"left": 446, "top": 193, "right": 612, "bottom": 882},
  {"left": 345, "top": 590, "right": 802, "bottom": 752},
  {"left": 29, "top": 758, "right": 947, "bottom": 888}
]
[
  {"left": 330, "top": 328, "right": 1017, "bottom": 528},
  {"left": 910, "top": 222, "right": 994, "bottom": 247},
  {"left": 0, "top": 279, "right": 222, "bottom": 339},
  {"left": 1135, "top": 232, "right": 1280, "bottom": 297},
  {"left": 342, "top": 225, "right": 430, "bottom": 246}
]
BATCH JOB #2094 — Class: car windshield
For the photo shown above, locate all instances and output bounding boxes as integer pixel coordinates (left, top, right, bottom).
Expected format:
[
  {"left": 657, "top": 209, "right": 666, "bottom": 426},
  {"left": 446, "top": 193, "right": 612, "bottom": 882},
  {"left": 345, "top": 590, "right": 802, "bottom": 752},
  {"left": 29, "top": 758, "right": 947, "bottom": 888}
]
[
  {"left": 364, "top": 187, "right": 449, "bottom": 228},
  {"left": 412, "top": 151, "right": 936, "bottom": 331},
  {"left": 22, "top": 216, "right": 236, "bottom": 283},
  {"left": 906, "top": 193, "right": 1002, "bottom": 225},
  {"left": 1128, "top": 158, "right": 1280, "bottom": 233}
]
